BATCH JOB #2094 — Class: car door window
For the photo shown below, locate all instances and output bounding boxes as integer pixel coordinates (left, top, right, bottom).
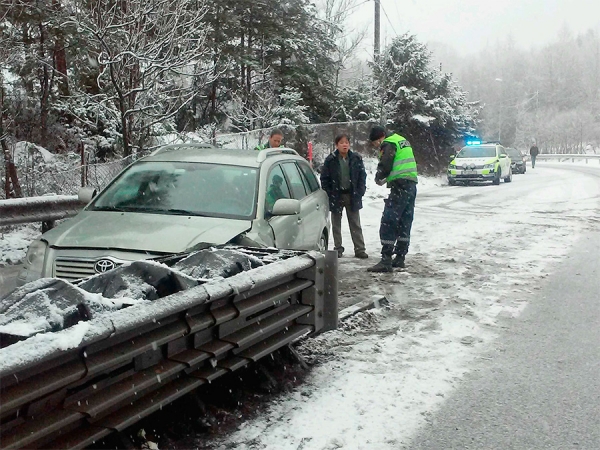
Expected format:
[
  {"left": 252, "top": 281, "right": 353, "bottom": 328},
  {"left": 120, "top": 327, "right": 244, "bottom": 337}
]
[
  {"left": 282, "top": 162, "right": 308, "bottom": 200},
  {"left": 265, "top": 165, "right": 291, "bottom": 217},
  {"left": 297, "top": 162, "right": 320, "bottom": 192}
]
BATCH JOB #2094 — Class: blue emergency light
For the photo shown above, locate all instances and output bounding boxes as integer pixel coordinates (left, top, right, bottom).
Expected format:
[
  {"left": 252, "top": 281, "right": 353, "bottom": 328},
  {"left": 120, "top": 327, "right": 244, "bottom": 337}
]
[{"left": 466, "top": 139, "right": 481, "bottom": 145}]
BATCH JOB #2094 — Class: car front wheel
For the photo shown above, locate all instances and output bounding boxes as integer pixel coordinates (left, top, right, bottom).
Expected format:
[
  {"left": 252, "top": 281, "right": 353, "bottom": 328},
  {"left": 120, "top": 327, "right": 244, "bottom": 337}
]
[
  {"left": 317, "top": 231, "right": 328, "bottom": 253},
  {"left": 493, "top": 168, "right": 501, "bottom": 185}
]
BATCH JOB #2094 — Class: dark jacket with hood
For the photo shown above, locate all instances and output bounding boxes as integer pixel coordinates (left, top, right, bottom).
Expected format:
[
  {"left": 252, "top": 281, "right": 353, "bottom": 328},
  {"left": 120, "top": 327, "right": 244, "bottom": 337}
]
[{"left": 320, "top": 149, "right": 367, "bottom": 214}]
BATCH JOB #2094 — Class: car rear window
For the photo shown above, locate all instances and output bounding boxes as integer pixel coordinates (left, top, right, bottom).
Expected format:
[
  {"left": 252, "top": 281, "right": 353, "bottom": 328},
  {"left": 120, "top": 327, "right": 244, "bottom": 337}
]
[
  {"left": 90, "top": 161, "right": 258, "bottom": 220},
  {"left": 281, "top": 162, "right": 309, "bottom": 199},
  {"left": 298, "top": 162, "right": 320, "bottom": 192},
  {"left": 506, "top": 149, "right": 523, "bottom": 159}
]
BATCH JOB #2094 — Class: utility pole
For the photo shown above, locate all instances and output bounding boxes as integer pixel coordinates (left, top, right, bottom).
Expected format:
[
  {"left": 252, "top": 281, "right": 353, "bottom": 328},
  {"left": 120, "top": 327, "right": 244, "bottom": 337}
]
[{"left": 374, "top": 0, "right": 381, "bottom": 61}]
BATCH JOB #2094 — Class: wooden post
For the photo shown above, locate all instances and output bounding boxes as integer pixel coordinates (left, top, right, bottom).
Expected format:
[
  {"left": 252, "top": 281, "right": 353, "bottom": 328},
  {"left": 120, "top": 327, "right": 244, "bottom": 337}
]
[{"left": 79, "top": 142, "right": 87, "bottom": 187}]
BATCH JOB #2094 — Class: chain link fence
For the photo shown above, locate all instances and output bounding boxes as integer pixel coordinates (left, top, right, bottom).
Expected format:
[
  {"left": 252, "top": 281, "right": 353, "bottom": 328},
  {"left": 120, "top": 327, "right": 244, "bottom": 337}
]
[
  {"left": 215, "top": 120, "right": 377, "bottom": 168},
  {"left": 1, "top": 146, "right": 135, "bottom": 200},
  {"left": 2, "top": 121, "right": 377, "bottom": 199}
]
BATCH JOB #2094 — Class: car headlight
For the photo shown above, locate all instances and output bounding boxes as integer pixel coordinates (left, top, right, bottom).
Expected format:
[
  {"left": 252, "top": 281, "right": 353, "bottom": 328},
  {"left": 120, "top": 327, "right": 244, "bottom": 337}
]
[
  {"left": 448, "top": 164, "right": 456, "bottom": 169},
  {"left": 483, "top": 163, "right": 496, "bottom": 169},
  {"left": 25, "top": 240, "right": 47, "bottom": 278}
]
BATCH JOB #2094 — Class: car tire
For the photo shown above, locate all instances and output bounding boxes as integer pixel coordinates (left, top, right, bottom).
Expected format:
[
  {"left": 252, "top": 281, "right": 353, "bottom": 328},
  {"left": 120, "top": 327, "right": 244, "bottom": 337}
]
[
  {"left": 448, "top": 178, "right": 456, "bottom": 186},
  {"left": 504, "top": 167, "right": 512, "bottom": 183},
  {"left": 317, "top": 231, "right": 328, "bottom": 253},
  {"left": 493, "top": 169, "right": 501, "bottom": 185}
]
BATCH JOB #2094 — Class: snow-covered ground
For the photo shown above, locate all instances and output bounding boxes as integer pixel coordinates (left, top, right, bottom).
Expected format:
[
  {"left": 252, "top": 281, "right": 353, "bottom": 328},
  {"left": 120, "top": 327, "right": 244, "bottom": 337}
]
[
  {"left": 208, "top": 161, "right": 600, "bottom": 449},
  {"left": 0, "top": 223, "right": 40, "bottom": 266},
  {"left": 0, "top": 160, "right": 599, "bottom": 449}
]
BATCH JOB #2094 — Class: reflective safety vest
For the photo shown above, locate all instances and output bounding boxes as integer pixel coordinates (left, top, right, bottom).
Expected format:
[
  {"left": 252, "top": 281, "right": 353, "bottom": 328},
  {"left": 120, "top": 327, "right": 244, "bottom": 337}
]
[
  {"left": 383, "top": 134, "right": 418, "bottom": 183},
  {"left": 254, "top": 143, "right": 270, "bottom": 151}
]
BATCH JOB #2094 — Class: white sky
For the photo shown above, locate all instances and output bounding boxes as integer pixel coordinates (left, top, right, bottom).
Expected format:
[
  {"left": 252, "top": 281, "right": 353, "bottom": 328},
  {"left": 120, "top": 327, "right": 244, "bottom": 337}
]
[{"left": 345, "top": 0, "right": 599, "bottom": 59}]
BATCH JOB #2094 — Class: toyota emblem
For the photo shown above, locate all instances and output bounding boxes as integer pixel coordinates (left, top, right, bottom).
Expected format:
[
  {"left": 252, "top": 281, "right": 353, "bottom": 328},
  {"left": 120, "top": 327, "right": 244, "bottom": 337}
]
[{"left": 94, "top": 259, "right": 116, "bottom": 273}]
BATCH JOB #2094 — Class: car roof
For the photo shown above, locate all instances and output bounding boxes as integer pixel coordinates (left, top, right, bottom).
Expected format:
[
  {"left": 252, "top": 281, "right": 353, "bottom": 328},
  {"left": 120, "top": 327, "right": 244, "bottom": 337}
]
[
  {"left": 461, "top": 143, "right": 499, "bottom": 148},
  {"left": 142, "top": 144, "right": 302, "bottom": 168}
]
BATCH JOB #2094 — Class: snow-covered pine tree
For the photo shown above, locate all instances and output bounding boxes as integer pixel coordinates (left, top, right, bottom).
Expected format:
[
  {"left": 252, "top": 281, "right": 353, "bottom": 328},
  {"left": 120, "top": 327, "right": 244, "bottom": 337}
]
[{"left": 373, "top": 33, "right": 479, "bottom": 172}]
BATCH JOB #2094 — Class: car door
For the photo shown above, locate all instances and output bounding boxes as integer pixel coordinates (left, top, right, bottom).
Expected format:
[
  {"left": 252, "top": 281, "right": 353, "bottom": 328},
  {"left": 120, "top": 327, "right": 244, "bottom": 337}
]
[
  {"left": 296, "top": 161, "right": 328, "bottom": 249},
  {"left": 280, "top": 162, "right": 314, "bottom": 249},
  {"left": 499, "top": 147, "right": 510, "bottom": 175},
  {"left": 265, "top": 165, "right": 303, "bottom": 249}
]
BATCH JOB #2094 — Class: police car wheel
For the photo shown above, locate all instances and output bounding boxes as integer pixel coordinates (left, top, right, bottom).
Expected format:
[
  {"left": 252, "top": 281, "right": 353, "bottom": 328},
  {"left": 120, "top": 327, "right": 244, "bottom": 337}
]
[
  {"left": 448, "top": 178, "right": 456, "bottom": 186},
  {"left": 493, "top": 170, "right": 501, "bottom": 185}
]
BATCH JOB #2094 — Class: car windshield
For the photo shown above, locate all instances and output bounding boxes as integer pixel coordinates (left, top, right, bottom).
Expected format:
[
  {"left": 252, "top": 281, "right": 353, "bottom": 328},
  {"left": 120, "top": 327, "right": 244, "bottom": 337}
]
[
  {"left": 457, "top": 146, "right": 496, "bottom": 158},
  {"left": 506, "top": 149, "right": 523, "bottom": 159},
  {"left": 90, "top": 161, "right": 258, "bottom": 220}
]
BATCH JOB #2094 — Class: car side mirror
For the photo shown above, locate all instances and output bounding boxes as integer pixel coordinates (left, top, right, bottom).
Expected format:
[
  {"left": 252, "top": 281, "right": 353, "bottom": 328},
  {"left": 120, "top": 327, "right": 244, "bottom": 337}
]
[
  {"left": 271, "top": 198, "right": 301, "bottom": 216},
  {"left": 499, "top": 154, "right": 507, "bottom": 158},
  {"left": 78, "top": 187, "right": 97, "bottom": 203},
  {"left": 449, "top": 155, "right": 455, "bottom": 160}
]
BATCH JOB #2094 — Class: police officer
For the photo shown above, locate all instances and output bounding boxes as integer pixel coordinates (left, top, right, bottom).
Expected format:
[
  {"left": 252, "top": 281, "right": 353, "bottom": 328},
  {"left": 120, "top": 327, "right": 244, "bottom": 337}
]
[
  {"left": 255, "top": 129, "right": 284, "bottom": 151},
  {"left": 367, "top": 125, "right": 418, "bottom": 273}
]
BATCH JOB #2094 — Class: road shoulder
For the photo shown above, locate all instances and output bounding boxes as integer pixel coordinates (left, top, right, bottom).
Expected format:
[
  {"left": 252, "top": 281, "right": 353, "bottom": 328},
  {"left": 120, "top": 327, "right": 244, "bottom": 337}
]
[{"left": 408, "top": 231, "right": 600, "bottom": 450}]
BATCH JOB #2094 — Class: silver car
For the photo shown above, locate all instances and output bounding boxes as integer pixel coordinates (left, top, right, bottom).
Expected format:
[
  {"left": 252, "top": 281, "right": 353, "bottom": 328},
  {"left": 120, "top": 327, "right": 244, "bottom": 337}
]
[{"left": 19, "top": 145, "right": 330, "bottom": 283}]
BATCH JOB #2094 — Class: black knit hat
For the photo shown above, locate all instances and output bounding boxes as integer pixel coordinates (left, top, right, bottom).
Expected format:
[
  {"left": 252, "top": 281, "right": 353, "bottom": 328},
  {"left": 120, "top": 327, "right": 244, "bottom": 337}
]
[{"left": 369, "top": 125, "right": 386, "bottom": 142}]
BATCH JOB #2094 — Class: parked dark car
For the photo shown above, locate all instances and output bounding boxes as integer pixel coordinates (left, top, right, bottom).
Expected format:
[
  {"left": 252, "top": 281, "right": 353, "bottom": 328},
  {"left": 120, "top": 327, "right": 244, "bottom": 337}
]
[{"left": 506, "top": 147, "right": 526, "bottom": 174}]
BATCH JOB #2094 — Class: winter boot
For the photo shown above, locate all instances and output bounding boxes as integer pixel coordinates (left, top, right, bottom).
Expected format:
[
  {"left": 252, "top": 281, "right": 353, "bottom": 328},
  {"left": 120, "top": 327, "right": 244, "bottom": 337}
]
[
  {"left": 334, "top": 246, "right": 344, "bottom": 258},
  {"left": 392, "top": 255, "right": 405, "bottom": 268},
  {"left": 367, "top": 257, "right": 393, "bottom": 273}
]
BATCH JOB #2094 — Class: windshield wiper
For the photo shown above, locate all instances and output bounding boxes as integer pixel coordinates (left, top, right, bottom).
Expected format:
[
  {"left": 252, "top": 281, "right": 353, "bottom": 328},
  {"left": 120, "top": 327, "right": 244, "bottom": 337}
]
[
  {"left": 92, "top": 206, "right": 131, "bottom": 212},
  {"left": 135, "top": 207, "right": 207, "bottom": 216}
]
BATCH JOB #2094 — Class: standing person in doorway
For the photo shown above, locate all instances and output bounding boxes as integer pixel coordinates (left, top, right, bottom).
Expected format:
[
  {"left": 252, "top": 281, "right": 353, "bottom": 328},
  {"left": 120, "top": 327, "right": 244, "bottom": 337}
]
[
  {"left": 320, "top": 134, "right": 368, "bottom": 259},
  {"left": 255, "top": 129, "right": 284, "bottom": 151},
  {"left": 530, "top": 143, "right": 539, "bottom": 168},
  {"left": 367, "top": 125, "right": 418, "bottom": 273}
]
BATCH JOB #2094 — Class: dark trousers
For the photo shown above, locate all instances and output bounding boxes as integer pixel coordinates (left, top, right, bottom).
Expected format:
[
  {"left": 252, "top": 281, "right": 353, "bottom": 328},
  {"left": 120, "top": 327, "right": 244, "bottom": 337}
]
[
  {"left": 379, "top": 183, "right": 417, "bottom": 259},
  {"left": 531, "top": 155, "right": 537, "bottom": 168},
  {"left": 331, "top": 193, "right": 366, "bottom": 254}
]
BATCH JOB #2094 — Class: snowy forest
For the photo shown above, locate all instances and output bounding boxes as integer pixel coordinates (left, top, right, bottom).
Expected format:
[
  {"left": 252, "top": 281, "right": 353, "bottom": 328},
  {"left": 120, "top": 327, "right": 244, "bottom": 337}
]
[
  {"left": 433, "top": 25, "right": 600, "bottom": 153},
  {"left": 1, "top": 0, "right": 599, "bottom": 199}
]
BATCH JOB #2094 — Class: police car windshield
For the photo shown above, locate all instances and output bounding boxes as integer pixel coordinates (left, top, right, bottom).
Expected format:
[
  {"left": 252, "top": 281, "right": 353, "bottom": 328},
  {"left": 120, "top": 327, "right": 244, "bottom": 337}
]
[{"left": 457, "top": 146, "right": 496, "bottom": 158}]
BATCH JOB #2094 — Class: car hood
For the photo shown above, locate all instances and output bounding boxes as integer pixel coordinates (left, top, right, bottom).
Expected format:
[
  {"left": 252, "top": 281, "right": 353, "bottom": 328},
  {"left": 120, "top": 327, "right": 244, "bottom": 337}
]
[
  {"left": 42, "top": 211, "right": 252, "bottom": 253},
  {"left": 452, "top": 157, "right": 497, "bottom": 166}
]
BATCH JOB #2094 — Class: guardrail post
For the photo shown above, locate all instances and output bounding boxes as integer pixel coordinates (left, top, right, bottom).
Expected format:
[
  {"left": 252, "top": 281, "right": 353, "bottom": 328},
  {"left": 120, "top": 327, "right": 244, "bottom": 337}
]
[
  {"left": 41, "top": 220, "right": 55, "bottom": 233},
  {"left": 322, "top": 250, "right": 338, "bottom": 332}
]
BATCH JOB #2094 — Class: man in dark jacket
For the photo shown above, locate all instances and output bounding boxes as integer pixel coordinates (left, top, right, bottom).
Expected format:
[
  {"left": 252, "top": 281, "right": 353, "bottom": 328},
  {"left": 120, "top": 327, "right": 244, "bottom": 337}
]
[
  {"left": 320, "top": 134, "right": 368, "bottom": 259},
  {"left": 530, "top": 143, "right": 539, "bottom": 168},
  {"left": 367, "top": 125, "right": 418, "bottom": 273}
]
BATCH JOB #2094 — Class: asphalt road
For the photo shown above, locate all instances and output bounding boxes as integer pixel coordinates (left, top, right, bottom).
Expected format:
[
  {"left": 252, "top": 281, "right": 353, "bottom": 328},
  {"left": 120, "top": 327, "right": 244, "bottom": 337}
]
[{"left": 408, "top": 230, "right": 600, "bottom": 450}]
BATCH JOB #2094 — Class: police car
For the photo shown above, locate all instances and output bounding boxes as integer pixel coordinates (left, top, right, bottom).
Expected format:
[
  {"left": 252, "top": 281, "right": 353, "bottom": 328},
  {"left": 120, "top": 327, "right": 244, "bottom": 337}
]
[{"left": 447, "top": 140, "right": 512, "bottom": 185}]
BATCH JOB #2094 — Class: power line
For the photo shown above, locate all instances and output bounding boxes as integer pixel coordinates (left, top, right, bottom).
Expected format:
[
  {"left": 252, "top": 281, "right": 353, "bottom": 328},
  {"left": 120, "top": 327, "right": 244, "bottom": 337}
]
[
  {"left": 343, "top": 0, "right": 371, "bottom": 15},
  {"left": 379, "top": 2, "right": 398, "bottom": 37}
]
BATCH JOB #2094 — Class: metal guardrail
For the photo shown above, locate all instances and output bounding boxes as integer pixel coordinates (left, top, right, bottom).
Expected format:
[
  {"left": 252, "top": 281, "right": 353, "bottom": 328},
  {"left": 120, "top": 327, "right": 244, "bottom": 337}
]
[
  {"left": 0, "top": 251, "right": 337, "bottom": 449},
  {"left": 0, "top": 195, "right": 85, "bottom": 229},
  {"left": 533, "top": 154, "right": 600, "bottom": 163}
]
